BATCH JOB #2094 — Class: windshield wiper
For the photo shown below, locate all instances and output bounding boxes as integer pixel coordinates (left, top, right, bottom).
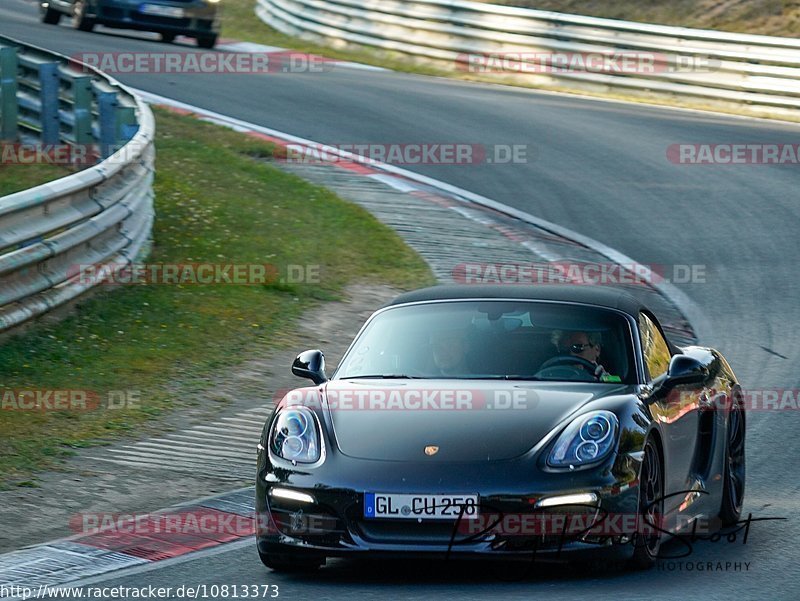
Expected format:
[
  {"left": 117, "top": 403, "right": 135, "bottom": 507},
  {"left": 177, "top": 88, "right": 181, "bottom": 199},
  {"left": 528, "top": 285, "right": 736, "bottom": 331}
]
[
  {"left": 418, "top": 375, "right": 544, "bottom": 381},
  {"left": 341, "top": 374, "right": 424, "bottom": 379},
  {"left": 473, "top": 375, "right": 544, "bottom": 381}
]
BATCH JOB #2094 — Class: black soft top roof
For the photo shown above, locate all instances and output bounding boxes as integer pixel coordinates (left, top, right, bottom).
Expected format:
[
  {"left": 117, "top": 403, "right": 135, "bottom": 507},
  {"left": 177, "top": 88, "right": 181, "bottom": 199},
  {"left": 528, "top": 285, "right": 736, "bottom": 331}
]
[{"left": 385, "top": 285, "right": 646, "bottom": 317}]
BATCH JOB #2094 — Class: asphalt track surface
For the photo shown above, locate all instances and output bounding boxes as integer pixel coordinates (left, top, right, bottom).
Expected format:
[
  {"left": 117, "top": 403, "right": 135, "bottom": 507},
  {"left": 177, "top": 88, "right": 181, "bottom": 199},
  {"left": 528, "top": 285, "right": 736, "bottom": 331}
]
[{"left": 2, "top": 1, "right": 799, "bottom": 599}]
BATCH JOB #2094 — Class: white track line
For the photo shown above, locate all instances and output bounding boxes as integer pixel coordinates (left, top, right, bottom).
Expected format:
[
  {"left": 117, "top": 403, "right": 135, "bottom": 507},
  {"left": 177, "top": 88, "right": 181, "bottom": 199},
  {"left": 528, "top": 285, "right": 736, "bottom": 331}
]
[{"left": 133, "top": 87, "right": 712, "bottom": 342}]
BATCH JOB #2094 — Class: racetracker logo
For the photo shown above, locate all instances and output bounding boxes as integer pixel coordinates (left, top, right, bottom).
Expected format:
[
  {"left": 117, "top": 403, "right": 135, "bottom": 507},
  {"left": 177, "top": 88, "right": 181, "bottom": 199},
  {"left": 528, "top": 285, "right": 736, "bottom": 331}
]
[
  {"left": 277, "top": 143, "right": 529, "bottom": 165},
  {"left": 0, "top": 143, "right": 96, "bottom": 165},
  {"left": 69, "top": 263, "right": 321, "bottom": 285},
  {"left": 456, "top": 512, "right": 671, "bottom": 537},
  {"left": 670, "top": 388, "right": 800, "bottom": 412},
  {"left": 0, "top": 390, "right": 139, "bottom": 412},
  {"left": 667, "top": 143, "right": 800, "bottom": 164},
  {"left": 452, "top": 262, "right": 707, "bottom": 285},
  {"left": 71, "top": 52, "right": 331, "bottom": 74},
  {"left": 456, "top": 52, "right": 718, "bottom": 74},
  {"left": 72, "top": 511, "right": 257, "bottom": 537},
  {"left": 276, "top": 388, "right": 539, "bottom": 411}
]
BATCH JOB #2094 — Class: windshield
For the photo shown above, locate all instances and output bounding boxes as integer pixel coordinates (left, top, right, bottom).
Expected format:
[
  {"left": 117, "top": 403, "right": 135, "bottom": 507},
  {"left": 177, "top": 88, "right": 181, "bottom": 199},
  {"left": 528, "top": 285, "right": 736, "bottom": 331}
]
[{"left": 335, "top": 300, "right": 636, "bottom": 383}]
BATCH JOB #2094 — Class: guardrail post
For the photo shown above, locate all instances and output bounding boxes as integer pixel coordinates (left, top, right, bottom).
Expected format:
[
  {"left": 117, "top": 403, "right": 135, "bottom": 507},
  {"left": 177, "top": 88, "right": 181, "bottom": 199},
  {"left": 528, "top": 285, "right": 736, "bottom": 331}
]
[
  {"left": 0, "top": 46, "right": 19, "bottom": 142},
  {"left": 71, "top": 76, "right": 93, "bottom": 147},
  {"left": 98, "top": 91, "right": 118, "bottom": 159},
  {"left": 117, "top": 106, "right": 138, "bottom": 142},
  {"left": 38, "top": 62, "right": 60, "bottom": 144}
]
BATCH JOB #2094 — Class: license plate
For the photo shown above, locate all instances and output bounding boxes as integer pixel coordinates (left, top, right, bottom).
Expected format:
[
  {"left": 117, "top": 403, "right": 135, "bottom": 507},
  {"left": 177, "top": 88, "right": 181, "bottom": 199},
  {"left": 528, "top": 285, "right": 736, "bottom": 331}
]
[
  {"left": 364, "top": 493, "right": 479, "bottom": 520},
  {"left": 139, "top": 4, "right": 185, "bottom": 18}
]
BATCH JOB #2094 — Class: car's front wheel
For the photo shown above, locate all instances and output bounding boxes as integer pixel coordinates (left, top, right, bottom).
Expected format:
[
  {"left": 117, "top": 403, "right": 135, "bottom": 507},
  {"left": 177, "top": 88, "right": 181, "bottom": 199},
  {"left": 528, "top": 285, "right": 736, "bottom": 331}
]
[
  {"left": 629, "top": 437, "right": 664, "bottom": 569},
  {"left": 258, "top": 550, "right": 324, "bottom": 573},
  {"left": 41, "top": 5, "right": 62, "bottom": 24},
  {"left": 196, "top": 34, "right": 218, "bottom": 49},
  {"left": 72, "top": 1, "right": 95, "bottom": 32},
  {"left": 719, "top": 391, "right": 746, "bottom": 526}
]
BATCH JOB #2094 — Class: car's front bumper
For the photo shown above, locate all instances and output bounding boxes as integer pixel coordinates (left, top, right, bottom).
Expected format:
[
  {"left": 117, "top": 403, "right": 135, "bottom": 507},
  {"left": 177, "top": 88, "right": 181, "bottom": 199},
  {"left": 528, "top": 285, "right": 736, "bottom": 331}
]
[
  {"left": 88, "top": 1, "right": 220, "bottom": 36},
  {"left": 255, "top": 453, "right": 643, "bottom": 563}
]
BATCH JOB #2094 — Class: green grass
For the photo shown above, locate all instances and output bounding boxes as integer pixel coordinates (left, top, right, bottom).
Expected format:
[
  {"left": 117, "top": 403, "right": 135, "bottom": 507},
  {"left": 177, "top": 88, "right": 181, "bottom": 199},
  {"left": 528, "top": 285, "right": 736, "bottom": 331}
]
[
  {"left": 0, "top": 108, "right": 434, "bottom": 486},
  {"left": 0, "top": 162, "right": 71, "bottom": 197},
  {"left": 220, "top": 0, "right": 448, "bottom": 76}
]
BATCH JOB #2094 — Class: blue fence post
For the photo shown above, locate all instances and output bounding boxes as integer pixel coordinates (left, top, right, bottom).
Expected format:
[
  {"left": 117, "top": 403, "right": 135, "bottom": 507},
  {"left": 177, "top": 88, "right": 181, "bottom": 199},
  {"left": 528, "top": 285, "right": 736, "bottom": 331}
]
[
  {"left": 117, "top": 105, "right": 138, "bottom": 143},
  {"left": 38, "top": 62, "right": 60, "bottom": 144},
  {"left": 71, "top": 76, "right": 92, "bottom": 147},
  {"left": 0, "top": 46, "right": 19, "bottom": 142},
  {"left": 98, "top": 91, "right": 118, "bottom": 159}
]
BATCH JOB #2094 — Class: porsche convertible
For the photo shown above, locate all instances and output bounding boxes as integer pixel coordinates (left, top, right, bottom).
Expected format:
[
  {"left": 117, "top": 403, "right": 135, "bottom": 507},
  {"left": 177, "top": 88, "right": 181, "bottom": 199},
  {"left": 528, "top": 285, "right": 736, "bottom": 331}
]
[{"left": 255, "top": 285, "right": 745, "bottom": 571}]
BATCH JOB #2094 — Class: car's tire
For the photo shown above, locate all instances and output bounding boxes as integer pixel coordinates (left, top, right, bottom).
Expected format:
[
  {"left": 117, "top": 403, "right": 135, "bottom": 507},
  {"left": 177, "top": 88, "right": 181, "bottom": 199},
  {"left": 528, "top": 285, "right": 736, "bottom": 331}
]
[
  {"left": 196, "top": 34, "right": 218, "bottom": 49},
  {"left": 629, "top": 437, "right": 664, "bottom": 570},
  {"left": 161, "top": 33, "right": 176, "bottom": 44},
  {"left": 72, "top": 1, "right": 95, "bottom": 32},
  {"left": 258, "top": 550, "right": 324, "bottom": 573},
  {"left": 41, "top": 6, "right": 62, "bottom": 25},
  {"left": 718, "top": 391, "right": 746, "bottom": 526}
]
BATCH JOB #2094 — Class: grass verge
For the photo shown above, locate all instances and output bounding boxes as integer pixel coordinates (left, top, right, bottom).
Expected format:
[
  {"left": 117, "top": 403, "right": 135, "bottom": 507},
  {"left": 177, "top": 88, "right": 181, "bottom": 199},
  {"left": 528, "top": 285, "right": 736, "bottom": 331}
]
[
  {"left": 485, "top": 1, "right": 800, "bottom": 37},
  {"left": 0, "top": 107, "right": 434, "bottom": 487},
  {"left": 0, "top": 162, "right": 71, "bottom": 197},
  {"left": 220, "top": 0, "right": 447, "bottom": 76}
]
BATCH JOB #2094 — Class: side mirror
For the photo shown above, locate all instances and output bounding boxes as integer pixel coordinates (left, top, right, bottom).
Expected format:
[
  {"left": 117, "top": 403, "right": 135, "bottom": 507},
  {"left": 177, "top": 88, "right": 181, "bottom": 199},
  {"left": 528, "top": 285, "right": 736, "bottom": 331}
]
[
  {"left": 663, "top": 354, "right": 708, "bottom": 389},
  {"left": 292, "top": 349, "right": 328, "bottom": 385}
]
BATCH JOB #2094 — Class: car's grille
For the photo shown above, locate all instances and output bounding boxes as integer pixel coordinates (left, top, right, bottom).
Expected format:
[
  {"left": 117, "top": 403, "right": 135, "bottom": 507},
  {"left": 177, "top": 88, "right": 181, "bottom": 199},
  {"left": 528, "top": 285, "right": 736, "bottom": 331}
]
[
  {"left": 99, "top": 7, "right": 125, "bottom": 19},
  {"left": 356, "top": 520, "right": 485, "bottom": 545},
  {"left": 134, "top": 15, "right": 192, "bottom": 27}
]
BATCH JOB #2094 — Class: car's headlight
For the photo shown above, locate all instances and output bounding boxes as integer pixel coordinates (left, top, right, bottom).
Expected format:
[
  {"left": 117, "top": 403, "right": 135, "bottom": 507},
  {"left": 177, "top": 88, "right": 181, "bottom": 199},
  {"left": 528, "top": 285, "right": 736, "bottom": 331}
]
[
  {"left": 548, "top": 410, "right": 618, "bottom": 467},
  {"left": 269, "top": 407, "right": 321, "bottom": 463}
]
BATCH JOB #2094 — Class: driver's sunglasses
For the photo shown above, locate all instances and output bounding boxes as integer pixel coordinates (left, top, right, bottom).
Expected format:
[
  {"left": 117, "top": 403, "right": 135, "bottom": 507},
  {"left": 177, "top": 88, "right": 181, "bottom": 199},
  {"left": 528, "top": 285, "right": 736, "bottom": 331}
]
[{"left": 570, "top": 342, "right": 599, "bottom": 353}]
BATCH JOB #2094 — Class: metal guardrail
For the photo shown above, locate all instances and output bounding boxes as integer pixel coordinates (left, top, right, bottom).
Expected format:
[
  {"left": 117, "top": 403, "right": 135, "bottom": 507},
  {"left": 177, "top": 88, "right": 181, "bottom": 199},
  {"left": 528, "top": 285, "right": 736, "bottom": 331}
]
[
  {"left": 0, "top": 35, "right": 155, "bottom": 333},
  {"left": 256, "top": 0, "right": 800, "bottom": 117}
]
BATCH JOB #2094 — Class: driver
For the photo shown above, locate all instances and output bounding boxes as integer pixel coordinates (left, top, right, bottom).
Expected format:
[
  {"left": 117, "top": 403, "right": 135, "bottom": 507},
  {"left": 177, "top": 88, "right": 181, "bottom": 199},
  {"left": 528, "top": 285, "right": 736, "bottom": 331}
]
[
  {"left": 560, "top": 331, "right": 608, "bottom": 378},
  {"left": 430, "top": 325, "right": 470, "bottom": 377}
]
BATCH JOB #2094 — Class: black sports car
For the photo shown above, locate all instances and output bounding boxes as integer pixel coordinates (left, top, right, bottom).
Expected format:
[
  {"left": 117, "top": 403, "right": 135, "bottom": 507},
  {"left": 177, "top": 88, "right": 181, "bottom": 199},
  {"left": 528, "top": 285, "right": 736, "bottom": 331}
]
[{"left": 255, "top": 285, "right": 745, "bottom": 571}]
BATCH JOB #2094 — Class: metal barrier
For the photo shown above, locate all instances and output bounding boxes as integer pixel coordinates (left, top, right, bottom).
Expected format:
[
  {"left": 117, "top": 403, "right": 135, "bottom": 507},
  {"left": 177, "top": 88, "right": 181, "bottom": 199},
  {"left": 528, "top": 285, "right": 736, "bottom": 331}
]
[
  {"left": 0, "top": 35, "right": 155, "bottom": 333},
  {"left": 256, "top": 0, "right": 800, "bottom": 117}
]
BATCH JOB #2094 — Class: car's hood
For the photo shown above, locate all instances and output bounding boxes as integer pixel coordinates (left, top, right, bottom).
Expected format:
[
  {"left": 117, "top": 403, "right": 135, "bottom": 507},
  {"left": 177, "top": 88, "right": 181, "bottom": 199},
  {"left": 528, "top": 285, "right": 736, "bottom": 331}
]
[{"left": 324, "top": 379, "right": 632, "bottom": 462}]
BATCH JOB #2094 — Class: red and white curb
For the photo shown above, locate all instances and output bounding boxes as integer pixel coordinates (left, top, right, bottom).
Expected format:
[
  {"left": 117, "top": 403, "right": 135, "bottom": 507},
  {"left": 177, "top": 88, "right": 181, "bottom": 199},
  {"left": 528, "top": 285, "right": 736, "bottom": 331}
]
[{"left": 0, "top": 488, "right": 256, "bottom": 596}]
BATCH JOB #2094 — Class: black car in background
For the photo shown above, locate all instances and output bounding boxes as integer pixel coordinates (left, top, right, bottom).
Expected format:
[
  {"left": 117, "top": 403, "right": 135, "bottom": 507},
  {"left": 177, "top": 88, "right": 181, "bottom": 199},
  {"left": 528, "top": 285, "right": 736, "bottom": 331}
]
[{"left": 40, "top": 0, "right": 221, "bottom": 48}]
